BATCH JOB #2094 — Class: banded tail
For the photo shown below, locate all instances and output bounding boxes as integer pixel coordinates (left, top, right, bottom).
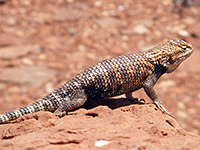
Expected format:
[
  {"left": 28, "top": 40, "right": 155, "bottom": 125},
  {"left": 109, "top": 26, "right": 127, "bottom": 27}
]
[
  {"left": 0, "top": 89, "right": 86, "bottom": 124},
  {"left": 0, "top": 99, "right": 58, "bottom": 124}
]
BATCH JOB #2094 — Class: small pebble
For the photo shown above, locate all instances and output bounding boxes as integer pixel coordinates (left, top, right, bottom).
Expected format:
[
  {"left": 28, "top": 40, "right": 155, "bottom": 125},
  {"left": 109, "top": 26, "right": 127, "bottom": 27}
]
[
  {"left": 118, "top": 5, "right": 125, "bottom": 11},
  {"left": 78, "top": 45, "right": 86, "bottom": 52},
  {"left": 94, "top": 1, "right": 102, "bottom": 7},
  {"left": 132, "top": 24, "right": 150, "bottom": 35},
  {"left": 22, "top": 58, "right": 34, "bottom": 65},
  {"left": 178, "top": 30, "right": 190, "bottom": 37},
  {"left": 95, "top": 140, "right": 110, "bottom": 147},
  {"left": 177, "top": 102, "right": 185, "bottom": 109},
  {"left": 38, "top": 54, "right": 46, "bottom": 60},
  {"left": 121, "top": 35, "right": 129, "bottom": 41}
]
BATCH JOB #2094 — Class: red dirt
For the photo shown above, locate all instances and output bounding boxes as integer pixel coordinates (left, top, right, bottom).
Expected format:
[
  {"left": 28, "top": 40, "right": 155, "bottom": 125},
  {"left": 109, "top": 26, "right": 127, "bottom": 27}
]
[
  {"left": 0, "top": 105, "right": 200, "bottom": 150},
  {"left": 0, "top": 0, "right": 200, "bottom": 149}
]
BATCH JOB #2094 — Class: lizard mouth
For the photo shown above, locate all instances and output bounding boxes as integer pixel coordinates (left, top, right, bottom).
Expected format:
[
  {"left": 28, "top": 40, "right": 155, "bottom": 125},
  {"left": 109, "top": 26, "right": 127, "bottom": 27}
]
[
  {"left": 179, "top": 43, "right": 193, "bottom": 57},
  {"left": 177, "top": 47, "right": 193, "bottom": 62}
]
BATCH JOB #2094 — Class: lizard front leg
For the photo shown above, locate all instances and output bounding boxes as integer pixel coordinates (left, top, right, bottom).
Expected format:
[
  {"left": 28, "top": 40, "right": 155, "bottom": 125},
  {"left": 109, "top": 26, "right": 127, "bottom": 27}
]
[
  {"left": 54, "top": 89, "right": 87, "bottom": 117},
  {"left": 143, "top": 73, "right": 173, "bottom": 117}
]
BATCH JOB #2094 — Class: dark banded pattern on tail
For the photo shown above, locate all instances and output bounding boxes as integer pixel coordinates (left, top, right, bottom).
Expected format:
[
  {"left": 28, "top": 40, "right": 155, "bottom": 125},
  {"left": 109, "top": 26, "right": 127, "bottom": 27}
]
[
  {"left": 0, "top": 101, "right": 44, "bottom": 123},
  {"left": 0, "top": 94, "right": 63, "bottom": 123}
]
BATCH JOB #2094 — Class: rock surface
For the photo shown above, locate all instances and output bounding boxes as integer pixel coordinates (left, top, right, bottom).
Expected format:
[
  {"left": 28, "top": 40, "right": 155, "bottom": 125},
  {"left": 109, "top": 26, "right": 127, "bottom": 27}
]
[
  {"left": 0, "top": 45, "right": 33, "bottom": 60},
  {"left": 0, "top": 103, "right": 200, "bottom": 150},
  {"left": 0, "top": 66, "right": 57, "bottom": 88}
]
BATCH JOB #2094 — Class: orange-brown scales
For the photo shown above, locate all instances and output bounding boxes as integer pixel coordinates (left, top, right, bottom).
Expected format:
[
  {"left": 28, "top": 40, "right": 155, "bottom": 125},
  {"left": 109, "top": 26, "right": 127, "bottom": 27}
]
[{"left": 0, "top": 38, "right": 193, "bottom": 124}]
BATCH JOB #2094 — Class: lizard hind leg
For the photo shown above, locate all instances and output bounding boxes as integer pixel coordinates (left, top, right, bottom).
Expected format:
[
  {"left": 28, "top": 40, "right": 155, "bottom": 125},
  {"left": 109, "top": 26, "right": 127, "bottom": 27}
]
[{"left": 54, "top": 89, "right": 87, "bottom": 117}]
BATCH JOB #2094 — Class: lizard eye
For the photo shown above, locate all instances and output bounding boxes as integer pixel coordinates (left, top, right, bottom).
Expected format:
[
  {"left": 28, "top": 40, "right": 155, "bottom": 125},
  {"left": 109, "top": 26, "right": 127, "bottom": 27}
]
[
  {"left": 178, "top": 43, "right": 191, "bottom": 51},
  {"left": 181, "top": 45, "right": 187, "bottom": 51}
]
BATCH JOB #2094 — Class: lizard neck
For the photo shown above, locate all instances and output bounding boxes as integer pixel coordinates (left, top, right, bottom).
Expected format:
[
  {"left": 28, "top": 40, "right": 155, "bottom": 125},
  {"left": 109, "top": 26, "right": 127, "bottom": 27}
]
[
  {"left": 142, "top": 51, "right": 167, "bottom": 74},
  {"left": 153, "top": 63, "right": 167, "bottom": 75},
  {"left": 147, "top": 59, "right": 167, "bottom": 75}
]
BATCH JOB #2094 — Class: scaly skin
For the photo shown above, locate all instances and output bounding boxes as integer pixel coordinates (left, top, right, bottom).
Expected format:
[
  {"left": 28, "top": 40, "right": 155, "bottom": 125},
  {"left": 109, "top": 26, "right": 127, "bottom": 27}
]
[{"left": 0, "top": 38, "right": 193, "bottom": 123}]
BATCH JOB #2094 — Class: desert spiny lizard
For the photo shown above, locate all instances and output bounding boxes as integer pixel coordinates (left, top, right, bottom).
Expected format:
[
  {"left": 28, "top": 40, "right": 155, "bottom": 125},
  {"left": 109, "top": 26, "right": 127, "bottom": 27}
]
[{"left": 0, "top": 38, "right": 193, "bottom": 123}]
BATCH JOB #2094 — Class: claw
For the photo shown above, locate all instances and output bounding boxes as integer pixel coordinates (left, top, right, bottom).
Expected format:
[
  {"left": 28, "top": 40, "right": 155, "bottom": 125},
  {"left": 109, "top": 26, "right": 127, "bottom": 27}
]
[{"left": 154, "top": 100, "right": 174, "bottom": 117}]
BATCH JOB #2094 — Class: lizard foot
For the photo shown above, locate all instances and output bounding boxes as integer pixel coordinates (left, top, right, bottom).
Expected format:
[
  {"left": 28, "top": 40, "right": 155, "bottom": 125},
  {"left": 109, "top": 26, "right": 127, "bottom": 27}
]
[
  {"left": 54, "top": 110, "right": 67, "bottom": 118},
  {"left": 154, "top": 100, "right": 174, "bottom": 117}
]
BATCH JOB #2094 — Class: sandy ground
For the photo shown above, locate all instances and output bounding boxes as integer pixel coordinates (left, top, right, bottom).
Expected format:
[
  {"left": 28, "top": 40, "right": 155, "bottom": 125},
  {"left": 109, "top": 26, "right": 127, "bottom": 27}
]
[{"left": 0, "top": 0, "right": 200, "bottom": 149}]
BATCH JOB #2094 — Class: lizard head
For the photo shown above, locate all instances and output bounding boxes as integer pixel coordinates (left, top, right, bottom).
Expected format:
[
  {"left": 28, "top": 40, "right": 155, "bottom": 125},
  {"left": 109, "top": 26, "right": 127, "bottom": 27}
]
[{"left": 145, "top": 38, "right": 193, "bottom": 73}]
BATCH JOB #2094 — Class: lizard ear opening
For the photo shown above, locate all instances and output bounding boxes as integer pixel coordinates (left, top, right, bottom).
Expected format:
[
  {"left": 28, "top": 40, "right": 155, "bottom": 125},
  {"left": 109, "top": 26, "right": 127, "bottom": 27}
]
[
  {"left": 165, "top": 55, "right": 180, "bottom": 73},
  {"left": 168, "top": 55, "right": 175, "bottom": 64}
]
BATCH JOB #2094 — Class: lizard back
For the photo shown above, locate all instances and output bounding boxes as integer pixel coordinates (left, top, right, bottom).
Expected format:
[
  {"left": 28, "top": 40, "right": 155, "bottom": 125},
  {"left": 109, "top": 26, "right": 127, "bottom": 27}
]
[{"left": 70, "top": 53, "right": 155, "bottom": 99}]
